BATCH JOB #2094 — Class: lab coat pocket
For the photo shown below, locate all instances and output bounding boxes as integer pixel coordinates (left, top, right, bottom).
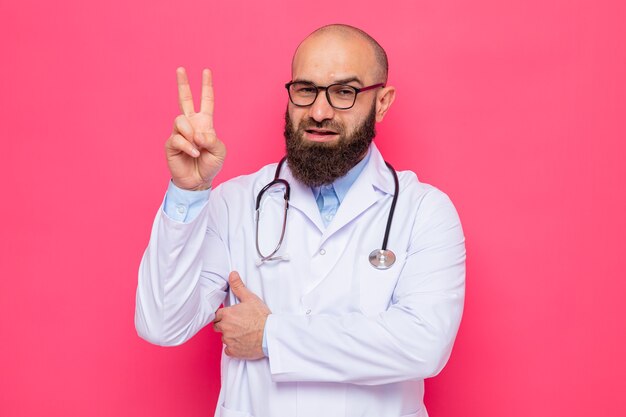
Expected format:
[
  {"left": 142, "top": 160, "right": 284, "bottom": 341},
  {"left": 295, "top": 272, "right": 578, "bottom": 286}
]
[
  {"left": 358, "top": 252, "right": 406, "bottom": 315},
  {"left": 219, "top": 404, "right": 254, "bottom": 417}
]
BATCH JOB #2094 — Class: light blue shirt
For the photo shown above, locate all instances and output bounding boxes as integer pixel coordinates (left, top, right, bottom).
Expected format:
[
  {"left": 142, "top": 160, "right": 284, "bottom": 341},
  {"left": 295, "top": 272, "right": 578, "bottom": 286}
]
[
  {"left": 162, "top": 147, "right": 372, "bottom": 356},
  {"left": 163, "top": 180, "right": 211, "bottom": 223},
  {"left": 311, "top": 149, "right": 371, "bottom": 227}
]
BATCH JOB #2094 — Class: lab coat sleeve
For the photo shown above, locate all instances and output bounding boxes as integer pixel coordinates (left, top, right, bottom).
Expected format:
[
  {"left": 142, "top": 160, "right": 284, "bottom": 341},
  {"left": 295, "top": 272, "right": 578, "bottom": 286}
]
[
  {"left": 135, "top": 188, "right": 231, "bottom": 346},
  {"left": 265, "top": 189, "right": 465, "bottom": 385},
  {"left": 162, "top": 179, "right": 211, "bottom": 222}
]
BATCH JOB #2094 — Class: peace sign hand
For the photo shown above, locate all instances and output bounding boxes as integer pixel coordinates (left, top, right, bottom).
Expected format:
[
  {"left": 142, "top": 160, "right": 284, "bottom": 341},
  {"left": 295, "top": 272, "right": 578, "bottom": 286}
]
[{"left": 165, "top": 67, "right": 226, "bottom": 191}]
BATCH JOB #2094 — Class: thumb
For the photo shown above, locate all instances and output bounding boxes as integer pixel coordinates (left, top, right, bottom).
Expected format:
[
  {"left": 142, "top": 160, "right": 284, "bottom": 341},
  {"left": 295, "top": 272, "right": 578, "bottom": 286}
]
[{"left": 229, "top": 271, "right": 254, "bottom": 302}]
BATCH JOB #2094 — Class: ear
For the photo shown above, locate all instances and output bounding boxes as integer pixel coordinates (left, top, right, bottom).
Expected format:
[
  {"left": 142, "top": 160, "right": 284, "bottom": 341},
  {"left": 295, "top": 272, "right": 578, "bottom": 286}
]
[{"left": 375, "top": 86, "right": 396, "bottom": 123}]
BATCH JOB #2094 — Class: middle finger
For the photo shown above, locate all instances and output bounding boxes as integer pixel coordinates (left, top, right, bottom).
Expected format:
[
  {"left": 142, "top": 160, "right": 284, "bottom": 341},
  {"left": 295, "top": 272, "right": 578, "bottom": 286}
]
[{"left": 200, "top": 68, "right": 214, "bottom": 116}]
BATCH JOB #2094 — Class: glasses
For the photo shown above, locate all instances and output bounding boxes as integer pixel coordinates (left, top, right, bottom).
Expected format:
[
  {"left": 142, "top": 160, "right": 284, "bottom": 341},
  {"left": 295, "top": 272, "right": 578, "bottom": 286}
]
[{"left": 285, "top": 81, "right": 385, "bottom": 110}]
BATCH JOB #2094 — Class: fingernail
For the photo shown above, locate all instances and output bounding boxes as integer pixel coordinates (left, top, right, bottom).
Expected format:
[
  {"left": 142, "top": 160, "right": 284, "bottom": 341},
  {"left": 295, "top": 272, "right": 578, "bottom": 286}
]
[{"left": 192, "top": 148, "right": 200, "bottom": 157}]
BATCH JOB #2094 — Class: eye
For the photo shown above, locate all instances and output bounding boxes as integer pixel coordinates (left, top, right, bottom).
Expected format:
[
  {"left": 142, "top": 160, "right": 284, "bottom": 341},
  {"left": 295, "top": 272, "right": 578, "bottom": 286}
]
[
  {"left": 336, "top": 88, "right": 355, "bottom": 97},
  {"left": 293, "top": 84, "right": 316, "bottom": 95},
  {"left": 330, "top": 85, "right": 356, "bottom": 98}
]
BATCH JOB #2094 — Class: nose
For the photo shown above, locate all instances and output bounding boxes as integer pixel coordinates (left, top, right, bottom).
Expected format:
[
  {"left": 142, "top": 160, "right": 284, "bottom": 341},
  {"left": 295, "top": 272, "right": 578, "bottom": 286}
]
[{"left": 308, "top": 89, "right": 335, "bottom": 122}]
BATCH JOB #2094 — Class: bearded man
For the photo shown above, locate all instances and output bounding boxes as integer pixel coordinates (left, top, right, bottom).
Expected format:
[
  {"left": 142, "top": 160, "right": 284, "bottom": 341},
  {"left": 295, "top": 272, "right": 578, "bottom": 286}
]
[{"left": 136, "top": 24, "right": 465, "bottom": 417}]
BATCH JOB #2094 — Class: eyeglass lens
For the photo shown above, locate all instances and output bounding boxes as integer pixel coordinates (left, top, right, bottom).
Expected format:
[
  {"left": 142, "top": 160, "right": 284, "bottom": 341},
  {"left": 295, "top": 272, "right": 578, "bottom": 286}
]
[{"left": 288, "top": 82, "right": 357, "bottom": 109}]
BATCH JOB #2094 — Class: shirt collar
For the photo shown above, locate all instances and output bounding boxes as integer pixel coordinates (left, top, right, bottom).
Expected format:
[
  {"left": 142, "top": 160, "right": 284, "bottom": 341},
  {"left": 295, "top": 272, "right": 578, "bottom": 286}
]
[{"left": 312, "top": 145, "right": 372, "bottom": 203}]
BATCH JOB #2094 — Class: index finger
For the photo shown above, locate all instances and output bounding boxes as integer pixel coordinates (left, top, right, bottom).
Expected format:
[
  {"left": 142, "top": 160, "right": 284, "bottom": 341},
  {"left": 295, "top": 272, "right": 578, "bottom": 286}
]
[
  {"left": 176, "top": 67, "right": 195, "bottom": 116},
  {"left": 200, "top": 68, "right": 214, "bottom": 115}
]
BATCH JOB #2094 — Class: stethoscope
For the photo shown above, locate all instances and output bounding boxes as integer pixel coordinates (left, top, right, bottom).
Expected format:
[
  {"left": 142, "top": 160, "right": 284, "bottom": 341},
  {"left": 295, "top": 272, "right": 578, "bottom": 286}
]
[{"left": 255, "top": 156, "right": 400, "bottom": 269}]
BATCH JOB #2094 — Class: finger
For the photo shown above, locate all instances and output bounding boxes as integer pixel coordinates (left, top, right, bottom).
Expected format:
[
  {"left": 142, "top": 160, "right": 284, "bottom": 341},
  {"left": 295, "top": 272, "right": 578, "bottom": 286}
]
[
  {"left": 214, "top": 308, "right": 225, "bottom": 323},
  {"left": 195, "top": 130, "right": 225, "bottom": 155},
  {"left": 200, "top": 68, "right": 214, "bottom": 116},
  {"left": 213, "top": 321, "right": 222, "bottom": 333},
  {"left": 229, "top": 271, "right": 254, "bottom": 302},
  {"left": 167, "top": 134, "right": 200, "bottom": 158},
  {"left": 224, "top": 346, "right": 232, "bottom": 357},
  {"left": 173, "top": 115, "right": 194, "bottom": 141},
  {"left": 176, "top": 67, "right": 195, "bottom": 116}
]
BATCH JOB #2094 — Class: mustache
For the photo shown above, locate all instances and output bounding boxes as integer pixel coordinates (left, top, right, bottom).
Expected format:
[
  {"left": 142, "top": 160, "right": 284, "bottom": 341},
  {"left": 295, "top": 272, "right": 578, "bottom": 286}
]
[{"left": 298, "top": 118, "right": 343, "bottom": 132}]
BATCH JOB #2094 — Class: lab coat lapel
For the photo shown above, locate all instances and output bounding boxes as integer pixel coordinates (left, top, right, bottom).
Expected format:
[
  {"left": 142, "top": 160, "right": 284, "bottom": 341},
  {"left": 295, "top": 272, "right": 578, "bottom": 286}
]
[
  {"left": 321, "top": 144, "right": 396, "bottom": 245},
  {"left": 280, "top": 164, "right": 325, "bottom": 232}
]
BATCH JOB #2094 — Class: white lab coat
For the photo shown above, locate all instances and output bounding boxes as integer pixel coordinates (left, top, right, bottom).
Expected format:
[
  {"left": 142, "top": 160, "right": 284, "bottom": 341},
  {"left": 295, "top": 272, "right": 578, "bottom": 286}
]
[{"left": 135, "top": 144, "right": 465, "bottom": 417}]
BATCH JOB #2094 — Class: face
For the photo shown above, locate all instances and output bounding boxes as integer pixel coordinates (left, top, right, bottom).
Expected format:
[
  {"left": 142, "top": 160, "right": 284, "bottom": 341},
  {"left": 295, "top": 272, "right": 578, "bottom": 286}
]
[{"left": 284, "top": 32, "right": 394, "bottom": 186}]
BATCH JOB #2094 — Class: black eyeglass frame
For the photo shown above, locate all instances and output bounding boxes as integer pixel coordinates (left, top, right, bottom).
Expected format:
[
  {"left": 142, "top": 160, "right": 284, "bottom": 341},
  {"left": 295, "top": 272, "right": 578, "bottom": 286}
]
[{"left": 285, "top": 81, "right": 385, "bottom": 110}]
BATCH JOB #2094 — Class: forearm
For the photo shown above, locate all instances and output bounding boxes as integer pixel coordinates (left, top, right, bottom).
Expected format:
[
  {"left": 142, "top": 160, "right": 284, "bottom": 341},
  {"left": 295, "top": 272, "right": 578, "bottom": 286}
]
[
  {"left": 265, "top": 282, "right": 464, "bottom": 385},
  {"left": 135, "top": 193, "right": 229, "bottom": 346}
]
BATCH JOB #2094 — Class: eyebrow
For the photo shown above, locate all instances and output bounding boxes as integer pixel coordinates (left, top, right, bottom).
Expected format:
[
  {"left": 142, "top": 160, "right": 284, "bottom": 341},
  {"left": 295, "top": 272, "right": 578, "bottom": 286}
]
[{"left": 293, "top": 76, "right": 364, "bottom": 86}]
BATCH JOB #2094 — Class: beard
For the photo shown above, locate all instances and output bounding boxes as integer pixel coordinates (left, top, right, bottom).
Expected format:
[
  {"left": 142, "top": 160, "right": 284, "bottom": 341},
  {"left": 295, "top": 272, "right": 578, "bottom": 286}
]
[{"left": 284, "top": 104, "right": 377, "bottom": 187}]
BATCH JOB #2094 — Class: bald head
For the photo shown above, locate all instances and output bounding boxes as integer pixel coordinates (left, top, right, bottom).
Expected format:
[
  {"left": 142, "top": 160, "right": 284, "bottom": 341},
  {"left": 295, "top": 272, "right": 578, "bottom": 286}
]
[{"left": 292, "top": 24, "right": 389, "bottom": 84}]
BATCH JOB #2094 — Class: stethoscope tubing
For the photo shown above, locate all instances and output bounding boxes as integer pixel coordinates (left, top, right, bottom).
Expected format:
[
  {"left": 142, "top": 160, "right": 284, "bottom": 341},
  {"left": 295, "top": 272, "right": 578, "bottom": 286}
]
[
  {"left": 381, "top": 161, "right": 399, "bottom": 252},
  {"left": 255, "top": 156, "right": 399, "bottom": 268},
  {"left": 255, "top": 158, "right": 290, "bottom": 262}
]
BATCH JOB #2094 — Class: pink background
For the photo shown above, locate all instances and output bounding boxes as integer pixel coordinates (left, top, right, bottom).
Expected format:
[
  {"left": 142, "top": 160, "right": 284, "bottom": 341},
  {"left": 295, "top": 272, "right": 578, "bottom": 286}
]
[{"left": 1, "top": 0, "right": 625, "bottom": 416}]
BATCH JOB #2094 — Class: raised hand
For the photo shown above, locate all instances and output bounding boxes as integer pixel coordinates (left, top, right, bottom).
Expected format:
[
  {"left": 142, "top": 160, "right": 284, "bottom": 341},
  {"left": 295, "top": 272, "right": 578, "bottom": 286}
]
[{"left": 165, "top": 67, "right": 226, "bottom": 190}]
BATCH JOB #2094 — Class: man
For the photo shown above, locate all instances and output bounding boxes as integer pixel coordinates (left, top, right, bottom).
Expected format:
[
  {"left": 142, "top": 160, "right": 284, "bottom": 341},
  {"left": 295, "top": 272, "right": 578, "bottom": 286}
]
[{"left": 136, "top": 24, "right": 465, "bottom": 417}]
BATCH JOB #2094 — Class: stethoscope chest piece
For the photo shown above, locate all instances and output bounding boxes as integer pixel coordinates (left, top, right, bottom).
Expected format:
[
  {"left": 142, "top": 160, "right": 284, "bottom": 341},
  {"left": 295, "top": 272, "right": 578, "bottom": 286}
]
[{"left": 369, "top": 249, "right": 396, "bottom": 270}]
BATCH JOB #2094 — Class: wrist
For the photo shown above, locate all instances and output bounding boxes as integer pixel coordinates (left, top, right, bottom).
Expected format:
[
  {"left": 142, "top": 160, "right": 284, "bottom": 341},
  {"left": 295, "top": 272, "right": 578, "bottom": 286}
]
[
  {"left": 190, "top": 183, "right": 212, "bottom": 191},
  {"left": 171, "top": 179, "right": 212, "bottom": 191}
]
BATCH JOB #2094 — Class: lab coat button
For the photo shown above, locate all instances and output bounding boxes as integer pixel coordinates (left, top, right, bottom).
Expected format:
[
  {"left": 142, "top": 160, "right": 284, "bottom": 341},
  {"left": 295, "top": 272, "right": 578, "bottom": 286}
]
[
  {"left": 305, "top": 309, "right": 311, "bottom": 315},
  {"left": 319, "top": 248, "right": 326, "bottom": 255}
]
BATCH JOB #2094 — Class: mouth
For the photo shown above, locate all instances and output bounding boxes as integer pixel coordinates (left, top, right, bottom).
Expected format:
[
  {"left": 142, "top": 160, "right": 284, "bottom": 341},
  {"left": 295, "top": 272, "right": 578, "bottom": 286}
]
[{"left": 304, "top": 128, "right": 339, "bottom": 142}]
